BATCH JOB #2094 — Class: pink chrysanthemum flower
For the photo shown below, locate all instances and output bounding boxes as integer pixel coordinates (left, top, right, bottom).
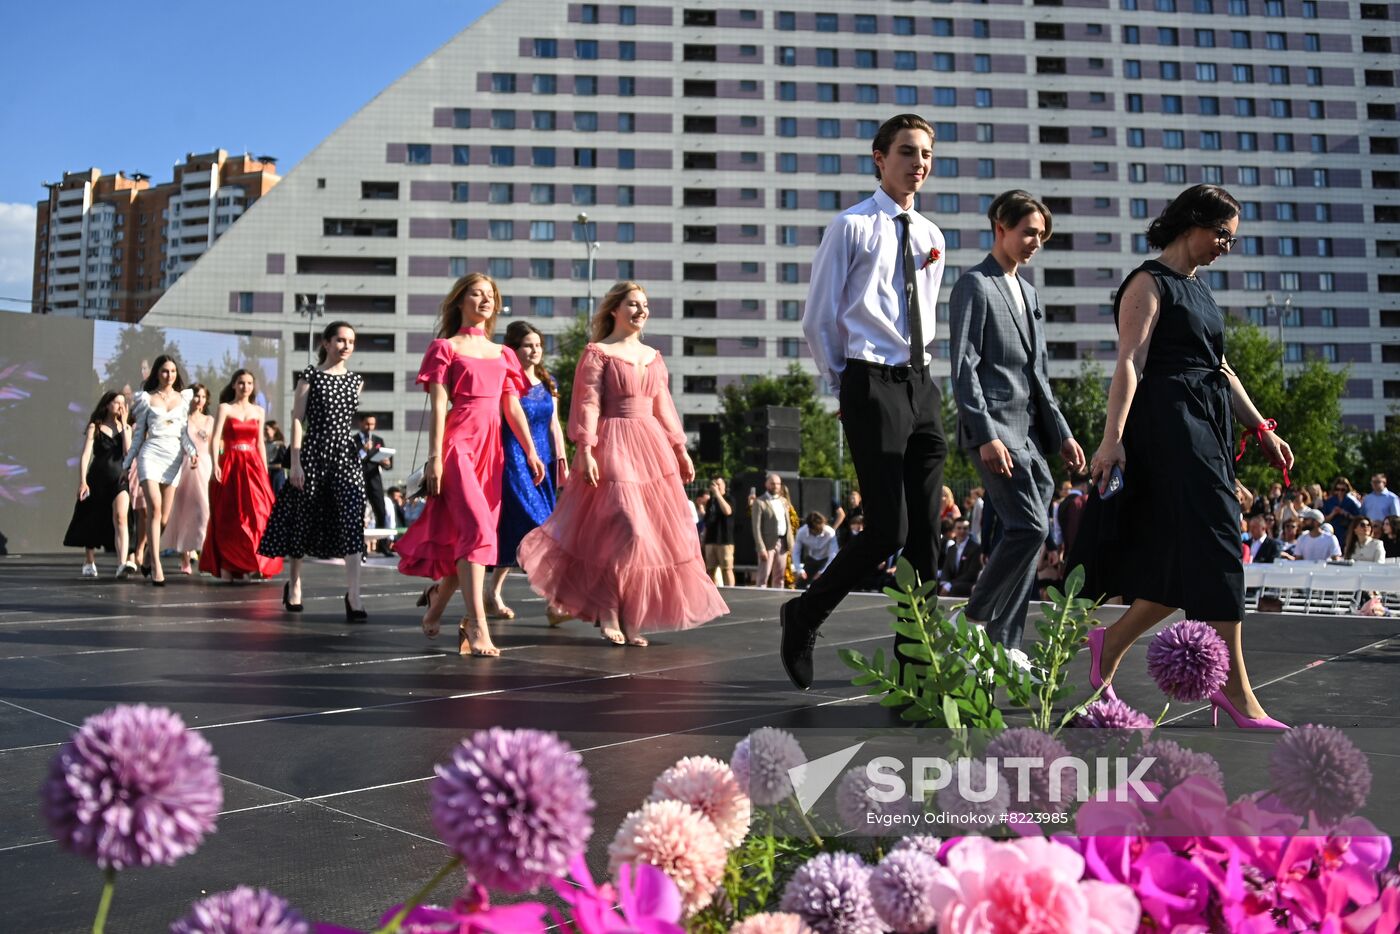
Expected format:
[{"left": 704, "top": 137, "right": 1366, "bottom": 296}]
[
  {"left": 169, "top": 886, "right": 308, "bottom": 934},
  {"left": 729, "top": 912, "right": 816, "bottom": 934},
  {"left": 649, "top": 755, "right": 752, "bottom": 849},
  {"left": 430, "top": 728, "right": 593, "bottom": 893},
  {"left": 608, "top": 799, "right": 728, "bottom": 916},
  {"left": 41, "top": 704, "right": 221, "bottom": 870}
]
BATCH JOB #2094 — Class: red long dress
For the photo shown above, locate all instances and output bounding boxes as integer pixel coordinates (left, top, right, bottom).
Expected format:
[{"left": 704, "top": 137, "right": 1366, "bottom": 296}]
[{"left": 202, "top": 417, "right": 283, "bottom": 578}]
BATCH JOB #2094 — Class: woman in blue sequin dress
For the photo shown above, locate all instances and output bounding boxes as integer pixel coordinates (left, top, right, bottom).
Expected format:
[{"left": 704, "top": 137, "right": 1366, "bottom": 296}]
[{"left": 485, "top": 321, "right": 567, "bottom": 620}]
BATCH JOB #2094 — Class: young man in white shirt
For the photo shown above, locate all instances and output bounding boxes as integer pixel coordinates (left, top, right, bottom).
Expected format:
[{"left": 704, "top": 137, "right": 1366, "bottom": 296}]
[
  {"left": 781, "top": 114, "right": 949, "bottom": 690},
  {"left": 793, "top": 512, "right": 838, "bottom": 587},
  {"left": 1292, "top": 508, "right": 1342, "bottom": 561}
]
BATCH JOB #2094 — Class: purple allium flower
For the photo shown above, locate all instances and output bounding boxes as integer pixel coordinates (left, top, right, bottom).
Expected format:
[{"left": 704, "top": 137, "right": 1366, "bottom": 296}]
[
  {"left": 731, "top": 728, "right": 806, "bottom": 807},
  {"left": 779, "top": 852, "right": 882, "bottom": 934},
  {"left": 1133, "top": 739, "right": 1224, "bottom": 792},
  {"left": 985, "top": 728, "right": 1075, "bottom": 814},
  {"left": 835, "top": 765, "right": 914, "bottom": 835},
  {"left": 431, "top": 728, "right": 594, "bottom": 893},
  {"left": 890, "top": 834, "right": 944, "bottom": 859},
  {"left": 1146, "top": 620, "right": 1230, "bottom": 702},
  {"left": 1074, "top": 698, "right": 1155, "bottom": 731},
  {"left": 934, "top": 758, "right": 1011, "bottom": 822},
  {"left": 1269, "top": 724, "right": 1372, "bottom": 826},
  {"left": 868, "top": 849, "right": 945, "bottom": 934},
  {"left": 169, "top": 886, "right": 308, "bottom": 934},
  {"left": 41, "top": 704, "right": 221, "bottom": 870}
]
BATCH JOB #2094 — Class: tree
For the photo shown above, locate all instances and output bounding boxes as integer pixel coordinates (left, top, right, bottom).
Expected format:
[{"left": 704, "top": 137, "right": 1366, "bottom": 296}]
[
  {"left": 1354, "top": 407, "right": 1400, "bottom": 485},
  {"left": 715, "top": 364, "right": 853, "bottom": 483},
  {"left": 1224, "top": 317, "right": 1348, "bottom": 491},
  {"left": 939, "top": 388, "right": 980, "bottom": 494},
  {"left": 1048, "top": 358, "right": 1109, "bottom": 481},
  {"left": 550, "top": 315, "right": 592, "bottom": 452}
]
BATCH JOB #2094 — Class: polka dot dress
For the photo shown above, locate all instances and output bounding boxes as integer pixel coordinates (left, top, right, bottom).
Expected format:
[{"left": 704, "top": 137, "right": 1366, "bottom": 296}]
[{"left": 259, "top": 366, "right": 366, "bottom": 560}]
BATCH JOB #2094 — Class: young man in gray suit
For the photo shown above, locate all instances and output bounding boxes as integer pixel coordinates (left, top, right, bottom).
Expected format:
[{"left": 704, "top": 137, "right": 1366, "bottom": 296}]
[{"left": 948, "top": 191, "right": 1086, "bottom": 664}]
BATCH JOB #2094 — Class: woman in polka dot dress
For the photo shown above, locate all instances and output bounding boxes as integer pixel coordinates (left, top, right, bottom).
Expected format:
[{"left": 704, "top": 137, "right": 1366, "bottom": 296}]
[{"left": 258, "top": 320, "right": 370, "bottom": 621}]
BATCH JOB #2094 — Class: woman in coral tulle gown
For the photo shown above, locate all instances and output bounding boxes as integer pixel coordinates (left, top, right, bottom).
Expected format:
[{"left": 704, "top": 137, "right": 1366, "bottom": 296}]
[
  {"left": 397, "top": 273, "right": 546, "bottom": 657},
  {"left": 202, "top": 370, "right": 283, "bottom": 580},
  {"left": 164, "top": 384, "right": 213, "bottom": 574},
  {"left": 518, "top": 281, "right": 729, "bottom": 646}
]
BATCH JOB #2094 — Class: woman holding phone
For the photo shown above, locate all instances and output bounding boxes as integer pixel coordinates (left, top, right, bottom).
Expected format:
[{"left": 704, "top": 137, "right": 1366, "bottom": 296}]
[{"left": 1083, "top": 185, "right": 1294, "bottom": 730}]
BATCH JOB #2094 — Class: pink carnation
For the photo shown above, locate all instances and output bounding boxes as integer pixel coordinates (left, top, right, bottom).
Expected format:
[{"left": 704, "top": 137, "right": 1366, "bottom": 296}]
[
  {"left": 650, "top": 755, "right": 752, "bottom": 849},
  {"left": 608, "top": 800, "right": 728, "bottom": 916},
  {"left": 728, "top": 913, "right": 816, "bottom": 934},
  {"left": 932, "top": 837, "right": 1140, "bottom": 934}
]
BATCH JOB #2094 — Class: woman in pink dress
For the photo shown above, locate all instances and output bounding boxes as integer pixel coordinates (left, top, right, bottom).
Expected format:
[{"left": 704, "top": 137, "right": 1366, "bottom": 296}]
[
  {"left": 397, "top": 273, "right": 546, "bottom": 657},
  {"left": 202, "top": 369, "right": 284, "bottom": 580},
  {"left": 164, "top": 384, "right": 213, "bottom": 574},
  {"left": 518, "top": 281, "right": 729, "bottom": 646}
]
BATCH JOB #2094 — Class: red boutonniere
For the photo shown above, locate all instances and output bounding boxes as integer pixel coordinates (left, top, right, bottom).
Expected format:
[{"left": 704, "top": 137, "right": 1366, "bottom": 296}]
[{"left": 921, "top": 247, "right": 941, "bottom": 269}]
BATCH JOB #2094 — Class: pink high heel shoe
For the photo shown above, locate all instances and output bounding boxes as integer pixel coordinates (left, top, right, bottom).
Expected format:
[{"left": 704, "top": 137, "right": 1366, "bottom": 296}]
[
  {"left": 1209, "top": 690, "right": 1290, "bottom": 730},
  {"left": 1085, "top": 627, "right": 1120, "bottom": 704}
]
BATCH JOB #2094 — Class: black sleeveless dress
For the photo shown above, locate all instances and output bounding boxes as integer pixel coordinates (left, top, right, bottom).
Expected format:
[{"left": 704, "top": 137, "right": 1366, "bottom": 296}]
[
  {"left": 258, "top": 366, "right": 366, "bottom": 560},
  {"left": 1072, "top": 260, "right": 1244, "bottom": 621},
  {"left": 63, "top": 428, "right": 128, "bottom": 550}
]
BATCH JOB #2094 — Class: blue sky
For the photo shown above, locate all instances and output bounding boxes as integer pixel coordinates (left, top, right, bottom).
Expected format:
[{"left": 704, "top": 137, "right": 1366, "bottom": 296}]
[{"left": 0, "top": 0, "right": 497, "bottom": 310}]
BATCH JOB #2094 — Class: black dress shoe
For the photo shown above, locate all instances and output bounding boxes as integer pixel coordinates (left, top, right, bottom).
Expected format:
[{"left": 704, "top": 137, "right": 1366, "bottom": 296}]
[
  {"left": 344, "top": 594, "right": 368, "bottom": 623},
  {"left": 779, "top": 598, "right": 820, "bottom": 690}
]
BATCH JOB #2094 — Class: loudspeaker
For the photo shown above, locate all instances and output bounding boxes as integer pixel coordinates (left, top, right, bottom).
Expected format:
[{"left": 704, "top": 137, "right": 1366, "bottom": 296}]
[
  {"left": 798, "top": 478, "right": 836, "bottom": 521},
  {"left": 764, "top": 448, "right": 801, "bottom": 473},
  {"left": 762, "top": 426, "right": 801, "bottom": 452},
  {"left": 697, "top": 421, "right": 723, "bottom": 462}
]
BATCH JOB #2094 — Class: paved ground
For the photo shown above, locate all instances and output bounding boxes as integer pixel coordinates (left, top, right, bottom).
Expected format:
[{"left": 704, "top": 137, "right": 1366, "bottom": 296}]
[{"left": 1, "top": 554, "right": 1396, "bottom": 931}]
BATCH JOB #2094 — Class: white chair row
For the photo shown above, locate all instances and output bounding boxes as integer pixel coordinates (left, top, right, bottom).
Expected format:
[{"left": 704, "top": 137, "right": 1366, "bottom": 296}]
[{"left": 1243, "top": 562, "right": 1400, "bottom": 615}]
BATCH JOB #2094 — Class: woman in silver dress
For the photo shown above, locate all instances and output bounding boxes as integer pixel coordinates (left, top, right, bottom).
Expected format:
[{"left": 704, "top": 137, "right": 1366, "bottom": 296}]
[{"left": 123, "top": 355, "right": 198, "bottom": 586}]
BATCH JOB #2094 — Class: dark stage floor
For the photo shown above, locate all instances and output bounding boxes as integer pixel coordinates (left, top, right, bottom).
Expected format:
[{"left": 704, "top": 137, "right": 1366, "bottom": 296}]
[{"left": 1, "top": 554, "right": 1397, "bottom": 931}]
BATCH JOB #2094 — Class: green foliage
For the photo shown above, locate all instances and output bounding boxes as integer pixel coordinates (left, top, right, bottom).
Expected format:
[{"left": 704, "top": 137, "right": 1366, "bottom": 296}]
[
  {"left": 840, "top": 558, "right": 1035, "bottom": 730},
  {"left": 939, "top": 390, "right": 980, "bottom": 493},
  {"left": 1338, "top": 405, "right": 1400, "bottom": 487},
  {"left": 1048, "top": 358, "right": 1109, "bottom": 480},
  {"left": 716, "top": 364, "right": 852, "bottom": 482},
  {"left": 1224, "top": 316, "right": 1348, "bottom": 491},
  {"left": 550, "top": 315, "right": 592, "bottom": 456},
  {"left": 689, "top": 823, "right": 825, "bottom": 934},
  {"left": 841, "top": 559, "right": 1103, "bottom": 733},
  {"left": 186, "top": 336, "right": 279, "bottom": 416}
]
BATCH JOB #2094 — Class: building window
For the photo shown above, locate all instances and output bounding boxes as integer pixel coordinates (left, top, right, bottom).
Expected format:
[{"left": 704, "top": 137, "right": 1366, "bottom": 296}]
[
  {"left": 934, "top": 87, "right": 956, "bottom": 107},
  {"left": 407, "top": 144, "right": 431, "bottom": 164},
  {"left": 575, "top": 76, "right": 597, "bottom": 96},
  {"left": 530, "top": 183, "right": 555, "bottom": 205},
  {"left": 617, "top": 223, "right": 635, "bottom": 243},
  {"left": 453, "top": 182, "right": 471, "bottom": 202},
  {"left": 488, "top": 183, "right": 513, "bottom": 204},
  {"left": 975, "top": 88, "right": 993, "bottom": 108},
  {"left": 894, "top": 50, "right": 916, "bottom": 70},
  {"left": 618, "top": 76, "right": 635, "bottom": 96},
  {"left": 530, "top": 220, "right": 554, "bottom": 241},
  {"left": 619, "top": 5, "right": 636, "bottom": 25},
  {"left": 489, "top": 220, "right": 514, "bottom": 241},
  {"left": 574, "top": 148, "right": 596, "bottom": 168},
  {"left": 977, "top": 158, "right": 995, "bottom": 178},
  {"left": 935, "top": 157, "right": 959, "bottom": 177},
  {"left": 452, "top": 108, "right": 472, "bottom": 129},
  {"left": 533, "top": 110, "right": 556, "bottom": 130},
  {"left": 532, "top": 74, "right": 556, "bottom": 94},
  {"left": 617, "top": 149, "right": 635, "bottom": 170},
  {"left": 572, "top": 184, "right": 597, "bottom": 206},
  {"left": 530, "top": 258, "right": 555, "bottom": 279},
  {"left": 817, "top": 154, "right": 841, "bottom": 174},
  {"left": 490, "top": 146, "right": 515, "bottom": 167},
  {"left": 1318, "top": 272, "right": 1334, "bottom": 291},
  {"left": 934, "top": 52, "right": 954, "bottom": 72},
  {"left": 492, "top": 73, "right": 517, "bottom": 93}
]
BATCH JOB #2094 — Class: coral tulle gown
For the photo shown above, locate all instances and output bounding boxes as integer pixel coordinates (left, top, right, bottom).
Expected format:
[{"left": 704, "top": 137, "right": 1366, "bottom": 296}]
[
  {"left": 202, "top": 417, "right": 283, "bottom": 578},
  {"left": 164, "top": 417, "right": 213, "bottom": 554},
  {"left": 517, "top": 343, "right": 729, "bottom": 633},
  {"left": 397, "top": 330, "right": 527, "bottom": 578}
]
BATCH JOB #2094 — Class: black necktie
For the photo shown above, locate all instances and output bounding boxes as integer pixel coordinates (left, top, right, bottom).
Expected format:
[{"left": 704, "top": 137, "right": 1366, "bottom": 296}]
[{"left": 896, "top": 213, "right": 924, "bottom": 369}]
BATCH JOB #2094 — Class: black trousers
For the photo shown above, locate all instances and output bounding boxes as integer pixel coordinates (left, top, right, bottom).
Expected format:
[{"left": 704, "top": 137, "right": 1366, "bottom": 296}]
[
  {"left": 799, "top": 360, "right": 947, "bottom": 629},
  {"left": 364, "top": 474, "right": 387, "bottom": 529}
]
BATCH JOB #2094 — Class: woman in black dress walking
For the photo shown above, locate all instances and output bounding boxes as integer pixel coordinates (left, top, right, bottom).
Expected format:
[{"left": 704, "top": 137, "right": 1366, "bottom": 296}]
[
  {"left": 64, "top": 391, "right": 133, "bottom": 577},
  {"left": 258, "top": 321, "right": 369, "bottom": 621},
  {"left": 1084, "top": 185, "right": 1294, "bottom": 729}
]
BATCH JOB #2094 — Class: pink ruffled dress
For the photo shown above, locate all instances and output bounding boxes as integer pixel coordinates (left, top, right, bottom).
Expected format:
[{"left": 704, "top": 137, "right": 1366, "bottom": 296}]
[
  {"left": 396, "top": 330, "right": 527, "bottom": 577},
  {"left": 517, "top": 343, "right": 729, "bottom": 633}
]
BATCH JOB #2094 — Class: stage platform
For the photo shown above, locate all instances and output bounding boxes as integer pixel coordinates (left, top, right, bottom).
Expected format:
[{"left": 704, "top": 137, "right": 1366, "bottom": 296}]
[{"left": 1, "top": 554, "right": 1397, "bottom": 931}]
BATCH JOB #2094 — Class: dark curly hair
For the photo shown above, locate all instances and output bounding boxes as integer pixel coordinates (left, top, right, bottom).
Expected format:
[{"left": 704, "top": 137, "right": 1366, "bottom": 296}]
[{"left": 1146, "top": 185, "right": 1240, "bottom": 250}]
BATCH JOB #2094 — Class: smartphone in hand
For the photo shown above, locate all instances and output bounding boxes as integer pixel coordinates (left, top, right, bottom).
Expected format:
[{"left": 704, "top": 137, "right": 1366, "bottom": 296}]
[{"left": 1099, "top": 464, "right": 1125, "bottom": 500}]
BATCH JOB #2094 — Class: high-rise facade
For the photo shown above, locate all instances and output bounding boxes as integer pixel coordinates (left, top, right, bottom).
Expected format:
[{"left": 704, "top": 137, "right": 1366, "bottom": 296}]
[
  {"left": 32, "top": 151, "right": 279, "bottom": 321},
  {"left": 139, "top": 0, "right": 1399, "bottom": 451}
]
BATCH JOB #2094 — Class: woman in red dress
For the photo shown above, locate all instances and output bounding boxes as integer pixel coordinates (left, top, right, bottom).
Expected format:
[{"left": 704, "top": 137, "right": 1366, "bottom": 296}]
[
  {"left": 397, "top": 273, "right": 546, "bottom": 657},
  {"left": 202, "top": 369, "right": 284, "bottom": 580}
]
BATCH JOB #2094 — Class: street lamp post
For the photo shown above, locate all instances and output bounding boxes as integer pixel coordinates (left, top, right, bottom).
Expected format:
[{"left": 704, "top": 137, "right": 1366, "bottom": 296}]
[
  {"left": 297, "top": 292, "right": 325, "bottom": 365},
  {"left": 576, "top": 212, "right": 599, "bottom": 317},
  {"left": 1265, "top": 292, "right": 1292, "bottom": 374}
]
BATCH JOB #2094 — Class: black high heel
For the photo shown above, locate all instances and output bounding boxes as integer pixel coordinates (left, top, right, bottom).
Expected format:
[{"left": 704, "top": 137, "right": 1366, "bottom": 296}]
[
  {"left": 415, "top": 583, "right": 439, "bottom": 607},
  {"left": 151, "top": 578, "right": 165, "bottom": 588},
  {"left": 282, "top": 582, "right": 303, "bottom": 613},
  {"left": 140, "top": 564, "right": 151, "bottom": 578},
  {"left": 344, "top": 593, "right": 368, "bottom": 623}
]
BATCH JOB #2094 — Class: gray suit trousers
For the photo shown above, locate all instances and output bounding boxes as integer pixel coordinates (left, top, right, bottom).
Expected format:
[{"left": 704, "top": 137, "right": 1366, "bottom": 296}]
[{"left": 966, "top": 438, "right": 1053, "bottom": 649}]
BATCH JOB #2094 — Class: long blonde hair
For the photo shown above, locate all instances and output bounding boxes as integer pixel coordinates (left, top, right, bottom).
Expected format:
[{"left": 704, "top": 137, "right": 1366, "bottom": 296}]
[
  {"left": 436, "top": 273, "right": 502, "bottom": 339},
  {"left": 591, "top": 280, "right": 647, "bottom": 342}
]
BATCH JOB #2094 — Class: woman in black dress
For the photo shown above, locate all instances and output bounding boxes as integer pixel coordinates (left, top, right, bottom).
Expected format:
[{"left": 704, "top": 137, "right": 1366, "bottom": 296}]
[
  {"left": 1084, "top": 186, "right": 1294, "bottom": 729},
  {"left": 258, "top": 321, "right": 369, "bottom": 621},
  {"left": 64, "top": 391, "right": 133, "bottom": 577}
]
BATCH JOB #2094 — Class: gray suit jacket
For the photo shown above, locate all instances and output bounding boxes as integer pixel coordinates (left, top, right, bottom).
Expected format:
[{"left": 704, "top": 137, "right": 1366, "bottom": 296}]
[{"left": 948, "top": 254, "right": 1072, "bottom": 455}]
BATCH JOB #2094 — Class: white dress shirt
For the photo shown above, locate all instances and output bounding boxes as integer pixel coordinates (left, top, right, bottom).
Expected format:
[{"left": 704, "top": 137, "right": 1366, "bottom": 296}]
[
  {"left": 794, "top": 525, "right": 838, "bottom": 572},
  {"left": 803, "top": 187, "right": 947, "bottom": 393}
]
